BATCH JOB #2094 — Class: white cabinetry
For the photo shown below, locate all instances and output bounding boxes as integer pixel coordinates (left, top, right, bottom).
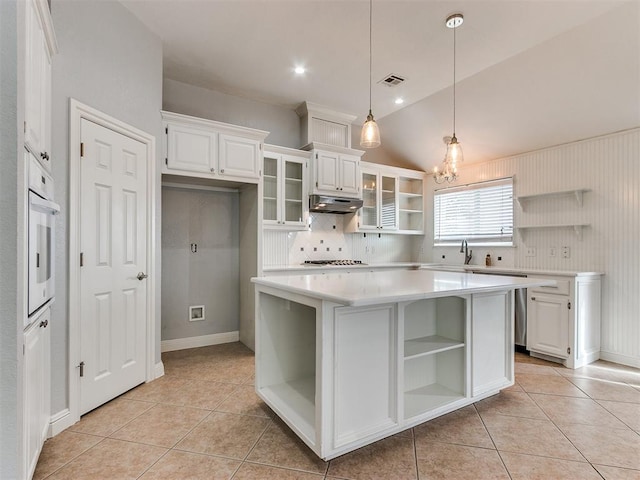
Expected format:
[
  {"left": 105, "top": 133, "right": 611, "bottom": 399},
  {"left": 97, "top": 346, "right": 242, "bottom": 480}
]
[
  {"left": 306, "top": 143, "right": 363, "bottom": 198},
  {"left": 358, "top": 167, "right": 398, "bottom": 231},
  {"left": 346, "top": 163, "right": 425, "bottom": 235},
  {"left": 24, "top": 308, "right": 51, "bottom": 480},
  {"left": 263, "top": 146, "right": 309, "bottom": 230},
  {"left": 24, "top": 0, "right": 57, "bottom": 171},
  {"left": 162, "top": 111, "right": 268, "bottom": 183},
  {"left": 527, "top": 274, "right": 601, "bottom": 369}
]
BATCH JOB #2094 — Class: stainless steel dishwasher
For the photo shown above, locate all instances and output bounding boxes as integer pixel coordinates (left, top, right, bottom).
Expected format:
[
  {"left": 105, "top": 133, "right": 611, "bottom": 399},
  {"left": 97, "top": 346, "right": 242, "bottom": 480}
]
[{"left": 473, "top": 270, "right": 528, "bottom": 349}]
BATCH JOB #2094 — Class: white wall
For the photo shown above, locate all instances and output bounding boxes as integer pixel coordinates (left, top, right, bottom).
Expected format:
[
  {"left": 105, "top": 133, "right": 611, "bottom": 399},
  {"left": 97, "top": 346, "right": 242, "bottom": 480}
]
[
  {"left": 0, "top": 1, "right": 21, "bottom": 476},
  {"left": 50, "top": 0, "right": 163, "bottom": 414},
  {"left": 161, "top": 186, "right": 240, "bottom": 340},
  {"left": 163, "top": 78, "right": 300, "bottom": 148},
  {"left": 417, "top": 128, "right": 640, "bottom": 367}
]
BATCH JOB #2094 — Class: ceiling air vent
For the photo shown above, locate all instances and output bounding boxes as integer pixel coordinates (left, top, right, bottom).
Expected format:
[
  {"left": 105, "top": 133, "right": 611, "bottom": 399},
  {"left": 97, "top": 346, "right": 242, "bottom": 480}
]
[{"left": 379, "top": 74, "right": 406, "bottom": 87}]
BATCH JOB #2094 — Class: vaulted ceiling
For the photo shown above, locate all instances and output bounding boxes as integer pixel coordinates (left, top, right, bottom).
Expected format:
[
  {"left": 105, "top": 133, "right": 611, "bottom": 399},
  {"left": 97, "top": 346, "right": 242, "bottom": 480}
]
[{"left": 121, "top": 0, "right": 640, "bottom": 170}]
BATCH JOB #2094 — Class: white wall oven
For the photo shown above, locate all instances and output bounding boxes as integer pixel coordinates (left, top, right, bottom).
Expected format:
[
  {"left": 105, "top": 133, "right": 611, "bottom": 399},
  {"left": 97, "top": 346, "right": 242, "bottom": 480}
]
[{"left": 27, "top": 151, "right": 59, "bottom": 323}]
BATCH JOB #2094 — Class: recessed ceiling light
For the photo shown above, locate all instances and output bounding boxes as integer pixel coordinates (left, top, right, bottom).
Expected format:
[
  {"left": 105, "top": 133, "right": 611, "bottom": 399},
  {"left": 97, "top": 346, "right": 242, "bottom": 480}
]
[
  {"left": 294, "top": 66, "right": 306, "bottom": 75},
  {"left": 394, "top": 98, "right": 404, "bottom": 105}
]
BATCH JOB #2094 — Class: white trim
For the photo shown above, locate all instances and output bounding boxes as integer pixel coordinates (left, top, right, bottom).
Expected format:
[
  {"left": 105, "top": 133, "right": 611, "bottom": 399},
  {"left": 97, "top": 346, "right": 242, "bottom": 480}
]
[
  {"left": 47, "top": 409, "right": 74, "bottom": 438},
  {"left": 161, "top": 331, "right": 240, "bottom": 353},
  {"left": 154, "top": 362, "right": 165, "bottom": 379},
  {"left": 600, "top": 351, "right": 640, "bottom": 369},
  {"left": 68, "top": 99, "right": 157, "bottom": 425}
]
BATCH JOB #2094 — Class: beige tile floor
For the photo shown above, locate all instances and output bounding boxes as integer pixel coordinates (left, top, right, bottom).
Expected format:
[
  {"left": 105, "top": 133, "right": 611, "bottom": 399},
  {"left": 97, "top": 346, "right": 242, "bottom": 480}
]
[{"left": 35, "top": 343, "right": 640, "bottom": 480}]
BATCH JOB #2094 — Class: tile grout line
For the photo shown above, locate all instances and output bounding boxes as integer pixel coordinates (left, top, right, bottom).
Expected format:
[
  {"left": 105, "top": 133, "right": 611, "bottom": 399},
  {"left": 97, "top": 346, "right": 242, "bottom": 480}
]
[
  {"left": 472, "top": 403, "right": 513, "bottom": 480},
  {"left": 38, "top": 435, "right": 109, "bottom": 480}
]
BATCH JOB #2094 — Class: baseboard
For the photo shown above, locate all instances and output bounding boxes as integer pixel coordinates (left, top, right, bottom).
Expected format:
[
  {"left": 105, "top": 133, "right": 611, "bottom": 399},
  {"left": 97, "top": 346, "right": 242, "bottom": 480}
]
[
  {"left": 599, "top": 351, "right": 640, "bottom": 369},
  {"left": 154, "top": 361, "right": 165, "bottom": 379},
  {"left": 48, "top": 408, "right": 75, "bottom": 437},
  {"left": 161, "top": 331, "right": 240, "bottom": 353}
]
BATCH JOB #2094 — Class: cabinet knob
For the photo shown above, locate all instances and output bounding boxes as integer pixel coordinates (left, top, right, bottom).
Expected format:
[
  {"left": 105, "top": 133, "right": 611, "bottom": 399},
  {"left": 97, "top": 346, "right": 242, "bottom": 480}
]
[
  {"left": 39, "top": 319, "right": 48, "bottom": 328},
  {"left": 210, "top": 168, "right": 215, "bottom": 173},
  {"left": 531, "top": 296, "right": 536, "bottom": 301},
  {"left": 41, "top": 152, "right": 49, "bottom": 161},
  {"left": 220, "top": 169, "right": 224, "bottom": 174}
]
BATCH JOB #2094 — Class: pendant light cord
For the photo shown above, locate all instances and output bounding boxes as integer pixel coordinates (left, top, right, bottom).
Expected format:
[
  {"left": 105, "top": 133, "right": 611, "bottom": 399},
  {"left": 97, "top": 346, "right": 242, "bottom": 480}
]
[
  {"left": 369, "top": 0, "right": 373, "bottom": 114},
  {"left": 452, "top": 19, "right": 456, "bottom": 137}
]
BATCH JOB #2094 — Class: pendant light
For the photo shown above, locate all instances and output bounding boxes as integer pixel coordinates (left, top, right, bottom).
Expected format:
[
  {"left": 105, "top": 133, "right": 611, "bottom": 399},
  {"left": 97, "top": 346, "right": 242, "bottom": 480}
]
[
  {"left": 360, "top": 0, "right": 381, "bottom": 148},
  {"left": 445, "top": 13, "right": 463, "bottom": 165}
]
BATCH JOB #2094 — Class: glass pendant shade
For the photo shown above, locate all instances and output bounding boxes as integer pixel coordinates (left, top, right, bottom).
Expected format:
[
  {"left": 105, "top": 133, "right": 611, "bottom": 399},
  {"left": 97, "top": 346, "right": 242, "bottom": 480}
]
[
  {"left": 361, "top": 111, "right": 381, "bottom": 148},
  {"left": 445, "top": 134, "right": 464, "bottom": 165}
]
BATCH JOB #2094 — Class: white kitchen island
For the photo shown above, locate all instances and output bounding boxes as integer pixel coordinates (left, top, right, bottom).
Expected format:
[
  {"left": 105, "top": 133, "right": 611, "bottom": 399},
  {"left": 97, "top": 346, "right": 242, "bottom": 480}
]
[{"left": 252, "top": 269, "right": 553, "bottom": 460}]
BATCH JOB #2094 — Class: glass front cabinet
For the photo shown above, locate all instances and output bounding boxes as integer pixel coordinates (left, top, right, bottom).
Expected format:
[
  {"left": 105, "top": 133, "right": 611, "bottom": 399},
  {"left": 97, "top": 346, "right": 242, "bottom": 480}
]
[{"left": 263, "top": 146, "right": 309, "bottom": 230}]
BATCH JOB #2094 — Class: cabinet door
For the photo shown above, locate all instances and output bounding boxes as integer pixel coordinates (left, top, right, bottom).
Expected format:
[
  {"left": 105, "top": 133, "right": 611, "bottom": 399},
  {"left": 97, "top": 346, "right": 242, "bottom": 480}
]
[
  {"left": 166, "top": 123, "right": 217, "bottom": 173},
  {"left": 471, "top": 292, "right": 512, "bottom": 396},
  {"left": 339, "top": 154, "right": 360, "bottom": 196},
  {"left": 333, "top": 305, "right": 397, "bottom": 448},
  {"left": 359, "top": 171, "right": 378, "bottom": 230},
  {"left": 24, "top": 310, "right": 50, "bottom": 480},
  {"left": 25, "top": 0, "right": 46, "bottom": 159},
  {"left": 379, "top": 174, "right": 398, "bottom": 230},
  {"left": 282, "top": 155, "right": 306, "bottom": 227},
  {"left": 527, "top": 293, "right": 569, "bottom": 358},
  {"left": 315, "top": 151, "right": 340, "bottom": 194},
  {"left": 262, "top": 154, "right": 280, "bottom": 225},
  {"left": 219, "top": 134, "right": 260, "bottom": 179}
]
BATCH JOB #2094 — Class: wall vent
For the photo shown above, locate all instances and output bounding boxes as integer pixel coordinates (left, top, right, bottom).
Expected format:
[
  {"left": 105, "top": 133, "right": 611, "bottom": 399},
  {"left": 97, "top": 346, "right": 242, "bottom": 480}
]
[{"left": 379, "top": 74, "right": 406, "bottom": 87}]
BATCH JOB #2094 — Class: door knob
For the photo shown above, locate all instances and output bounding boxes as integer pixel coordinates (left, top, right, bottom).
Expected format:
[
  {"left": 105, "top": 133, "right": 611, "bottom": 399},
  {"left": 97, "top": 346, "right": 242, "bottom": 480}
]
[{"left": 137, "top": 272, "right": 148, "bottom": 281}]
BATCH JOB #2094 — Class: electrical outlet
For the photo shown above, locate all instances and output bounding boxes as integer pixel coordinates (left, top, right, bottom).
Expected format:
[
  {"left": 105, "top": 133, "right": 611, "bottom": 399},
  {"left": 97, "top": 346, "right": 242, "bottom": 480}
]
[
  {"left": 526, "top": 247, "right": 537, "bottom": 257},
  {"left": 562, "top": 246, "right": 570, "bottom": 259},
  {"left": 549, "top": 247, "right": 557, "bottom": 257}
]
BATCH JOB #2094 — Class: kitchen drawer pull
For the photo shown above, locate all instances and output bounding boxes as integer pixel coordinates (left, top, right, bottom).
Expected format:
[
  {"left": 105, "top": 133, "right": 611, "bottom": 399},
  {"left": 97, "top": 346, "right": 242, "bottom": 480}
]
[{"left": 531, "top": 296, "right": 536, "bottom": 301}]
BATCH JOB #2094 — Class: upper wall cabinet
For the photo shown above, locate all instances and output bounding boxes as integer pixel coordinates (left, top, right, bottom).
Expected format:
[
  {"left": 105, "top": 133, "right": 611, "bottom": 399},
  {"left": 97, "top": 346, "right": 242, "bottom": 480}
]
[
  {"left": 304, "top": 142, "right": 364, "bottom": 198},
  {"left": 162, "top": 111, "right": 269, "bottom": 183},
  {"left": 24, "top": 0, "right": 57, "bottom": 172},
  {"left": 346, "top": 162, "right": 425, "bottom": 235},
  {"left": 263, "top": 145, "right": 310, "bottom": 230}
]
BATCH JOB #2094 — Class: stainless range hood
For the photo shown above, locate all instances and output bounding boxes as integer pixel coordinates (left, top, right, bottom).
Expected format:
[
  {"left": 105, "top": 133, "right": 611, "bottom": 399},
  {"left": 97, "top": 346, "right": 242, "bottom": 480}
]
[{"left": 309, "top": 195, "right": 363, "bottom": 214}]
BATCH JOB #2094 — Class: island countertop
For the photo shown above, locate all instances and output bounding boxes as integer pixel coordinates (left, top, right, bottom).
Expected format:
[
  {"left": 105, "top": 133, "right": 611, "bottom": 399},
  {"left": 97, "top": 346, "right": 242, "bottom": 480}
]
[{"left": 252, "top": 269, "right": 554, "bottom": 306}]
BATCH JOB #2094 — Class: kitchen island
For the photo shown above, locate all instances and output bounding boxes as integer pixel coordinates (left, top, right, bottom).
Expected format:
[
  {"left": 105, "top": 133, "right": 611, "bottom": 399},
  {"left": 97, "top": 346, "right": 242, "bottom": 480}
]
[{"left": 252, "top": 269, "right": 553, "bottom": 460}]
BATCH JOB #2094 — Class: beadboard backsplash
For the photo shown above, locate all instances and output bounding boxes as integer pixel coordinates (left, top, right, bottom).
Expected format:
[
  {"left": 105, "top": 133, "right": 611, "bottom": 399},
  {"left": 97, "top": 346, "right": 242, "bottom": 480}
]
[
  {"left": 263, "top": 213, "right": 413, "bottom": 267},
  {"left": 418, "top": 128, "right": 640, "bottom": 367}
]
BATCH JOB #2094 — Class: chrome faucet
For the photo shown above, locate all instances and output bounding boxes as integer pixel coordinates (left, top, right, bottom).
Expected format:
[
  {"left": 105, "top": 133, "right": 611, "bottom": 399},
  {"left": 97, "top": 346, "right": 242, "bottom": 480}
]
[{"left": 460, "top": 240, "right": 472, "bottom": 265}]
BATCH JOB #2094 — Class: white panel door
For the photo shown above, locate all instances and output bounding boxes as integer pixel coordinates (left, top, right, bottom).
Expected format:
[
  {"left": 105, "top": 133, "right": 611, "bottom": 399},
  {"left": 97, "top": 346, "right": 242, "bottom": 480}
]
[
  {"left": 333, "top": 305, "right": 397, "bottom": 448},
  {"left": 339, "top": 154, "right": 360, "bottom": 196},
  {"left": 527, "top": 293, "right": 569, "bottom": 358},
  {"left": 315, "top": 151, "right": 340, "bottom": 194},
  {"left": 166, "top": 123, "right": 217, "bottom": 173},
  {"left": 80, "top": 119, "right": 147, "bottom": 414},
  {"left": 219, "top": 134, "right": 260, "bottom": 179}
]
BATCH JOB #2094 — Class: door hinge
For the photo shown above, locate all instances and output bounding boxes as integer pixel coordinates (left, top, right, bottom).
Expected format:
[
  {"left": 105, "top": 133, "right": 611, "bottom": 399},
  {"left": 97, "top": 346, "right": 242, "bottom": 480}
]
[
  {"left": 78, "top": 361, "right": 85, "bottom": 377},
  {"left": 23, "top": 344, "right": 25, "bottom": 355},
  {"left": 259, "top": 170, "right": 262, "bottom": 176},
  {"left": 567, "top": 347, "right": 571, "bottom": 355},
  {"left": 24, "top": 121, "right": 27, "bottom": 133},
  {"left": 80, "top": 252, "right": 84, "bottom": 267},
  {"left": 80, "top": 142, "right": 84, "bottom": 157},
  {"left": 315, "top": 181, "right": 318, "bottom": 187},
  {"left": 165, "top": 158, "right": 168, "bottom": 166},
  {"left": 260, "top": 144, "right": 262, "bottom": 151},
  {"left": 315, "top": 153, "right": 318, "bottom": 159},
  {"left": 568, "top": 301, "right": 571, "bottom": 310},
  {"left": 165, "top": 127, "right": 168, "bottom": 135}
]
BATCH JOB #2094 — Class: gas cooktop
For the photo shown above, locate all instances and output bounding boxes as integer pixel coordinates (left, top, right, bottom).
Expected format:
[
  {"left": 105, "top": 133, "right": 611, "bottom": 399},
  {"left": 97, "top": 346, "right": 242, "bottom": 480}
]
[{"left": 303, "top": 260, "right": 366, "bottom": 266}]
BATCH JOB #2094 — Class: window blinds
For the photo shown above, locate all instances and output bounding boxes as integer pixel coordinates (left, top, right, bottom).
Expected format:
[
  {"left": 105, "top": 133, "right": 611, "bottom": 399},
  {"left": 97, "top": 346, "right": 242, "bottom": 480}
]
[{"left": 434, "top": 177, "right": 514, "bottom": 245}]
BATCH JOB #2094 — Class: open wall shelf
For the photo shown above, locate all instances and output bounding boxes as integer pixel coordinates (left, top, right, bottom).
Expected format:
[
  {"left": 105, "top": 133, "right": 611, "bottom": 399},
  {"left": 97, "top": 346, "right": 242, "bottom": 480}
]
[
  {"left": 516, "top": 224, "right": 589, "bottom": 240},
  {"left": 516, "top": 189, "right": 590, "bottom": 210}
]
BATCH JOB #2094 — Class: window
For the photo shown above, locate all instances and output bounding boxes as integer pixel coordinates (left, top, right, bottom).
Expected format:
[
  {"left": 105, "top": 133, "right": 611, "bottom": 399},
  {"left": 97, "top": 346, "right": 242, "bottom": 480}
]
[{"left": 434, "top": 177, "right": 513, "bottom": 245}]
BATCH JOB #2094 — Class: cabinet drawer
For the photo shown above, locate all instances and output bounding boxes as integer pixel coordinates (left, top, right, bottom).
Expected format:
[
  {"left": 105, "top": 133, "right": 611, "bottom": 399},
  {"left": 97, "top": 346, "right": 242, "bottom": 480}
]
[{"left": 529, "top": 275, "right": 571, "bottom": 296}]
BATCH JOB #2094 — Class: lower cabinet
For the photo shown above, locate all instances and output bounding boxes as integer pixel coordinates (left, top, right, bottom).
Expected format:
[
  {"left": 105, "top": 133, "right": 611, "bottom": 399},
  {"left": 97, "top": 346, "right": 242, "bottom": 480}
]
[
  {"left": 255, "top": 289, "right": 513, "bottom": 460},
  {"left": 527, "top": 293, "right": 570, "bottom": 359},
  {"left": 24, "top": 307, "right": 51, "bottom": 480}
]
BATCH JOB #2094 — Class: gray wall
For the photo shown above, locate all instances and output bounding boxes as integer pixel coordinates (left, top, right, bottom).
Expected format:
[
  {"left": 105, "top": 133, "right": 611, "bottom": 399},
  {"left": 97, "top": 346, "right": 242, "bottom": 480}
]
[
  {"left": 162, "top": 187, "right": 240, "bottom": 340},
  {"left": 50, "top": 0, "right": 163, "bottom": 414},
  {"left": 163, "top": 78, "right": 300, "bottom": 148},
  {"left": 0, "top": 1, "right": 20, "bottom": 476}
]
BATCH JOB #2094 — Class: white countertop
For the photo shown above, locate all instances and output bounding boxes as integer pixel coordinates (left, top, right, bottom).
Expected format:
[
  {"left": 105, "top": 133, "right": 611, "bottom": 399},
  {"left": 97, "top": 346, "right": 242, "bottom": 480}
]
[
  {"left": 252, "top": 269, "right": 556, "bottom": 307},
  {"left": 263, "top": 262, "right": 602, "bottom": 277}
]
